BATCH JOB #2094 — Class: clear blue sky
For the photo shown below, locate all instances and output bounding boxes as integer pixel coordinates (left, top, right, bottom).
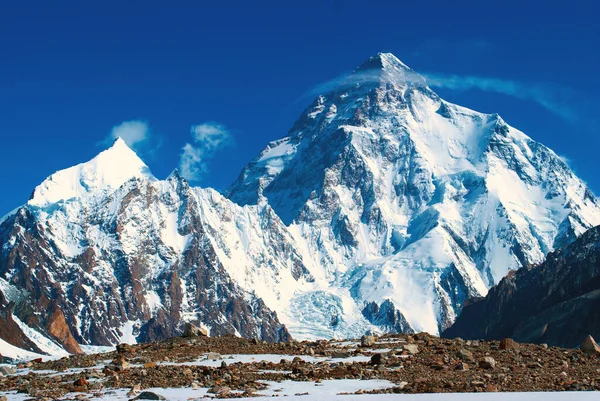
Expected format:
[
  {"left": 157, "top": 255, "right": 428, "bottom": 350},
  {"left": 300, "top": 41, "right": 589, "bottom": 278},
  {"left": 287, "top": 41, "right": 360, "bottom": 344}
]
[{"left": 1, "top": 0, "right": 599, "bottom": 214}]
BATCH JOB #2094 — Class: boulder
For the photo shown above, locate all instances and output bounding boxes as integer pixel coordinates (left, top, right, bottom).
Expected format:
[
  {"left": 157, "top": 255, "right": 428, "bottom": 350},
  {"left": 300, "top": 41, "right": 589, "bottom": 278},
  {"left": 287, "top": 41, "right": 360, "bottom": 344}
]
[
  {"left": 360, "top": 335, "right": 376, "bottom": 347},
  {"left": 182, "top": 323, "right": 208, "bottom": 338},
  {"left": 499, "top": 338, "right": 519, "bottom": 350},
  {"left": 580, "top": 335, "right": 600, "bottom": 355},
  {"left": 457, "top": 349, "right": 474, "bottom": 362},
  {"left": 133, "top": 391, "right": 166, "bottom": 400},
  {"left": 403, "top": 344, "right": 420, "bottom": 355},
  {"left": 478, "top": 357, "right": 496, "bottom": 369}
]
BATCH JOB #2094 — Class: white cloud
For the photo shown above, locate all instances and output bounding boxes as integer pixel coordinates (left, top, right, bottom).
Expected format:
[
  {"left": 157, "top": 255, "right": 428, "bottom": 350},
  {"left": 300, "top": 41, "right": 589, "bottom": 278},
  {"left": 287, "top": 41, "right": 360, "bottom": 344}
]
[
  {"left": 108, "top": 120, "right": 150, "bottom": 150},
  {"left": 424, "top": 73, "right": 583, "bottom": 125},
  {"left": 179, "top": 122, "right": 233, "bottom": 182}
]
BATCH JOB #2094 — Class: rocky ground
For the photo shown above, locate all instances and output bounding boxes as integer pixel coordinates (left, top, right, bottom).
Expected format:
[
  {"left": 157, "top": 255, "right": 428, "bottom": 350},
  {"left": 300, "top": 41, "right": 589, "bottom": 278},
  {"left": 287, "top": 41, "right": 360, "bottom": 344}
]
[{"left": 1, "top": 332, "right": 600, "bottom": 400}]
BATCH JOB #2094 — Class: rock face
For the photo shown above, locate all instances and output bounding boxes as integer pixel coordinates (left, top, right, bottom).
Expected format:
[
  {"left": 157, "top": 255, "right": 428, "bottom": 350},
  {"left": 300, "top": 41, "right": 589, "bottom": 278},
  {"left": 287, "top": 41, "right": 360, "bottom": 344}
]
[
  {"left": 228, "top": 52, "right": 600, "bottom": 337},
  {"left": 444, "top": 225, "right": 600, "bottom": 348},
  {"left": 0, "top": 139, "right": 296, "bottom": 356}
]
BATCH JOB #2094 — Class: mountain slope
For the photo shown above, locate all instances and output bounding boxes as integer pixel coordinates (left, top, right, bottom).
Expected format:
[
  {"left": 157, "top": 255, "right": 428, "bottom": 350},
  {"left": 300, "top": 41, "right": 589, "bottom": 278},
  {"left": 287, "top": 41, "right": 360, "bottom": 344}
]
[
  {"left": 0, "top": 140, "right": 303, "bottom": 357},
  {"left": 2, "top": 53, "right": 599, "bottom": 357},
  {"left": 444, "top": 225, "right": 600, "bottom": 348},
  {"left": 228, "top": 52, "right": 600, "bottom": 336}
]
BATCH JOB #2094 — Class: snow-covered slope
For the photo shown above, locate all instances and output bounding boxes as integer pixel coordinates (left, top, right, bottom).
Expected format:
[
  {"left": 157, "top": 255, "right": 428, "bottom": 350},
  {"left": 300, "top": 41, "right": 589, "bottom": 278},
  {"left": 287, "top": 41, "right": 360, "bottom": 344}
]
[
  {"left": 1, "top": 53, "right": 599, "bottom": 357},
  {"left": 0, "top": 140, "right": 300, "bottom": 357},
  {"left": 228, "top": 52, "right": 600, "bottom": 337}
]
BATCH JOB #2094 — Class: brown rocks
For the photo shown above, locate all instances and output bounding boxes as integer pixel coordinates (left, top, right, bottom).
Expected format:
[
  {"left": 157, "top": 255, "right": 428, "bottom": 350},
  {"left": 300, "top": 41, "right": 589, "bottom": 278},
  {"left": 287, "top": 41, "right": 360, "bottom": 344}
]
[
  {"left": 109, "top": 355, "right": 130, "bottom": 371},
  {"left": 455, "top": 362, "right": 469, "bottom": 371},
  {"left": 143, "top": 361, "right": 157, "bottom": 369},
  {"left": 478, "top": 357, "right": 496, "bottom": 369},
  {"left": 116, "top": 343, "right": 134, "bottom": 353},
  {"left": 370, "top": 354, "right": 384, "bottom": 365},
  {"left": 403, "top": 344, "right": 420, "bottom": 354},
  {"left": 361, "top": 335, "right": 376, "bottom": 347},
  {"left": 182, "top": 323, "right": 208, "bottom": 338},
  {"left": 580, "top": 335, "right": 600, "bottom": 355},
  {"left": 499, "top": 338, "right": 519, "bottom": 350},
  {"left": 46, "top": 305, "right": 82, "bottom": 354},
  {"left": 73, "top": 377, "right": 88, "bottom": 387},
  {"left": 457, "top": 349, "right": 474, "bottom": 362}
]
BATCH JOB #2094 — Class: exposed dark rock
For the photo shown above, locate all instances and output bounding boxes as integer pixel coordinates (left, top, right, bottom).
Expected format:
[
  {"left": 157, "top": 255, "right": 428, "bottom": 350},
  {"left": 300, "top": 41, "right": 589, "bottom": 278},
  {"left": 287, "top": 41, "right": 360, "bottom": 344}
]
[{"left": 444, "top": 226, "right": 600, "bottom": 348}]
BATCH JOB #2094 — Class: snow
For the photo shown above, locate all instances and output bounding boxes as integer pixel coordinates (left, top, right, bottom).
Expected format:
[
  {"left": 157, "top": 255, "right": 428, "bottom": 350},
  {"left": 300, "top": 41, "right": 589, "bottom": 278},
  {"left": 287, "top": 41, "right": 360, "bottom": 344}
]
[
  {"left": 4, "top": 52, "right": 600, "bottom": 357},
  {"left": 28, "top": 137, "right": 155, "bottom": 207},
  {"left": 2, "top": 387, "right": 597, "bottom": 401},
  {"left": 160, "top": 353, "right": 372, "bottom": 368},
  {"left": 0, "top": 337, "right": 46, "bottom": 361},
  {"left": 144, "top": 290, "right": 163, "bottom": 313},
  {"left": 12, "top": 315, "right": 70, "bottom": 357},
  {"left": 118, "top": 321, "right": 138, "bottom": 345}
]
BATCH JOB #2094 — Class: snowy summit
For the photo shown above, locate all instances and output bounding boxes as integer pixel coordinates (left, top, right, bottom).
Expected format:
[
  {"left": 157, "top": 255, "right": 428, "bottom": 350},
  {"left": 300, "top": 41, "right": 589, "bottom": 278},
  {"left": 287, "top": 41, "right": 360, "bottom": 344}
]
[{"left": 1, "top": 53, "right": 600, "bottom": 358}]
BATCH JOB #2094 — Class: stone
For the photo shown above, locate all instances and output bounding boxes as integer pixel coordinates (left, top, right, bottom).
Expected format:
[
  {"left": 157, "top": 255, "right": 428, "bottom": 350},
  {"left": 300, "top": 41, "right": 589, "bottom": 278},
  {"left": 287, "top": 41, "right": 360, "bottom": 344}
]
[
  {"left": 361, "top": 335, "right": 376, "bottom": 347},
  {"left": 370, "top": 354, "right": 384, "bottom": 365},
  {"left": 116, "top": 343, "right": 133, "bottom": 353},
  {"left": 182, "top": 323, "right": 208, "bottom": 338},
  {"left": 0, "top": 396, "right": 7, "bottom": 401},
  {"left": 457, "top": 349, "right": 474, "bottom": 362},
  {"left": 134, "top": 391, "right": 166, "bottom": 400},
  {"left": 499, "top": 338, "right": 519, "bottom": 350},
  {"left": 143, "top": 362, "right": 157, "bottom": 369},
  {"left": 73, "top": 377, "right": 88, "bottom": 387},
  {"left": 580, "top": 335, "right": 600, "bottom": 355},
  {"left": 478, "top": 357, "right": 496, "bottom": 369},
  {"left": 209, "top": 386, "right": 231, "bottom": 396},
  {"left": 207, "top": 352, "right": 221, "bottom": 360},
  {"left": 220, "top": 361, "right": 228, "bottom": 369},
  {"left": 127, "top": 384, "right": 141, "bottom": 397},
  {"left": 456, "top": 362, "right": 469, "bottom": 371},
  {"left": 403, "top": 344, "right": 420, "bottom": 355}
]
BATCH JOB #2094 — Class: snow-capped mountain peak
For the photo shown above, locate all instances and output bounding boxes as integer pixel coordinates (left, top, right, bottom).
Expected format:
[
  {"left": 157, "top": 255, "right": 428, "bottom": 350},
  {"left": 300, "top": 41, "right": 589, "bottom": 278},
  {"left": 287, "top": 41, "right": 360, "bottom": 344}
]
[
  {"left": 353, "top": 52, "right": 427, "bottom": 89},
  {"left": 28, "top": 137, "right": 155, "bottom": 207}
]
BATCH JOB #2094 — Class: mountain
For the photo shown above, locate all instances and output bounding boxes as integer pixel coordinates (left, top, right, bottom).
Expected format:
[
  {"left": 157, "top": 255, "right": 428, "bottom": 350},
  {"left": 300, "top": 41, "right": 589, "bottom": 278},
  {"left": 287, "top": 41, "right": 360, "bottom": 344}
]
[
  {"left": 2, "top": 53, "right": 600, "bottom": 358},
  {"left": 444, "top": 224, "right": 600, "bottom": 348},
  {"left": 0, "top": 139, "right": 301, "bottom": 358},
  {"left": 228, "top": 52, "right": 600, "bottom": 337}
]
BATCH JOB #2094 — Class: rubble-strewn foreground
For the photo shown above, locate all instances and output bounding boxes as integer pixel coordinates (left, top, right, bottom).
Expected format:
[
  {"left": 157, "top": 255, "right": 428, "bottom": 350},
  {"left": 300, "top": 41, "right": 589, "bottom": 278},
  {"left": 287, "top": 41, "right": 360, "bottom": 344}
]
[{"left": 2, "top": 332, "right": 600, "bottom": 400}]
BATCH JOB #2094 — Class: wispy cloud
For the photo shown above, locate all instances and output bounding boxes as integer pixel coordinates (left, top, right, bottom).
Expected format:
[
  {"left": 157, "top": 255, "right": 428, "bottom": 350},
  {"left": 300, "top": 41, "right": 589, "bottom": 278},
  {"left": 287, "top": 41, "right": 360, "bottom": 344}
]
[
  {"left": 108, "top": 120, "right": 150, "bottom": 148},
  {"left": 302, "top": 65, "right": 594, "bottom": 128},
  {"left": 413, "top": 38, "right": 497, "bottom": 59},
  {"left": 179, "top": 122, "right": 234, "bottom": 182},
  {"left": 424, "top": 73, "right": 586, "bottom": 125},
  {"left": 101, "top": 119, "right": 162, "bottom": 157}
]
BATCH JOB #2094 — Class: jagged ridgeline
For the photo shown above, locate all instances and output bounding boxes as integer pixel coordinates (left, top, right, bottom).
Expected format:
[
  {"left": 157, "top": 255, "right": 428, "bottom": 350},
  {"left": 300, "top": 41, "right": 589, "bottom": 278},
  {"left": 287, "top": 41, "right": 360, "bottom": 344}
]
[{"left": 1, "top": 53, "right": 599, "bottom": 357}]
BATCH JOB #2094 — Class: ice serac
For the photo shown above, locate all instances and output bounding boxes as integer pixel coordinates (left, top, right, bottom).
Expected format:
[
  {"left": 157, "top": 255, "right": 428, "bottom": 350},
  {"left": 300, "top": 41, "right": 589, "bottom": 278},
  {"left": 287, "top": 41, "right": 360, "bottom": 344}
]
[
  {"left": 0, "top": 142, "right": 299, "bottom": 357},
  {"left": 228, "top": 52, "right": 600, "bottom": 337}
]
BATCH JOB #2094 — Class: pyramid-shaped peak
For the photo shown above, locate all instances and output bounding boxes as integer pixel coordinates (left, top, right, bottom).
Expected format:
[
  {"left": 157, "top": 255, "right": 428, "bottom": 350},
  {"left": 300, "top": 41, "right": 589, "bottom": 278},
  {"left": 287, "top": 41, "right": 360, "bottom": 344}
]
[
  {"left": 28, "top": 137, "right": 155, "bottom": 207},
  {"left": 353, "top": 52, "right": 427, "bottom": 89},
  {"left": 357, "top": 52, "right": 412, "bottom": 71}
]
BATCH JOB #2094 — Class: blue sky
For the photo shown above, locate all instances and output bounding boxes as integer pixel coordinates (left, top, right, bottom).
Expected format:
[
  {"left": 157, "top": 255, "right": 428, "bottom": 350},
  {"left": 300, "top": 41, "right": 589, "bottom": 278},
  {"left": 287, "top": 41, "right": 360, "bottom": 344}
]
[{"left": 1, "top": 0, "right": 599, "bottom": 214}]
